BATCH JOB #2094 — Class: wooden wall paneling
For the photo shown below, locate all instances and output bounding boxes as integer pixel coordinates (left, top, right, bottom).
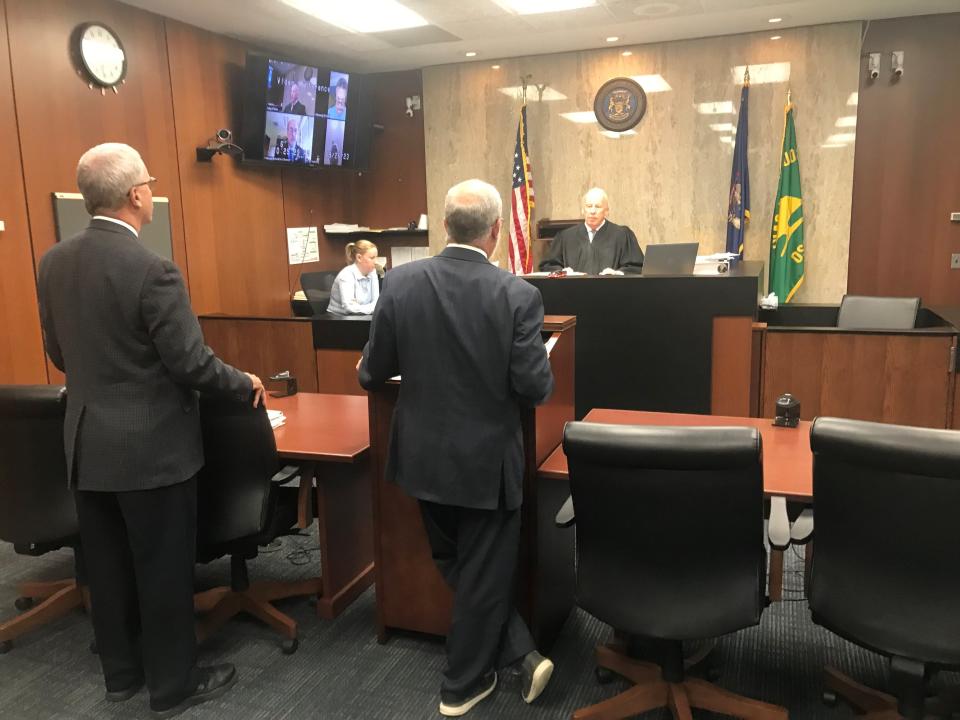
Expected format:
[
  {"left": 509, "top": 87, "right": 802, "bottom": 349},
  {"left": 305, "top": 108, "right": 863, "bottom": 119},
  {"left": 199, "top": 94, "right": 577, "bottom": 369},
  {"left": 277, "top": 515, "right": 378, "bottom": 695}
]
[
  {"left": 316, "top": 349, "right": 365, "bottom": 396},
  {"left": 763, "top": 331, "right": 954, "bottom": 428},
  {"left": 164, "top": 20, "right": 289, "bottom": 317},
  {"left": 848, "top": 13, "right": 960, "bottom": 306},
  {"left": 710, "top": 316, "right": 754, "bottom": 417},
  {"left": 6, "top": 0, "right": 188, "bottom": 381},
  {"left": 198, "top": 317, "right": 319, "bottom": 392},
  {"left": 750, "top": 323, "right": 766, "bottom": 417},
  {"left": 951, "top": 362, "right": 959, "bottom": 430},
  {"left": 0, "top": 0, "right": 47, "bottom": 383}
]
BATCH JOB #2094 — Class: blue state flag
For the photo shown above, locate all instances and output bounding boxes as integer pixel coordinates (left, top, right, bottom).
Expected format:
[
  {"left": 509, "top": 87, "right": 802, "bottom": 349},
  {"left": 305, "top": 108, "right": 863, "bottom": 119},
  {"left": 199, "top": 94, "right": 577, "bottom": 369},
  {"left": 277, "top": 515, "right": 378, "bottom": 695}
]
[{"left": 725, "top": 81, "right": 750, "bottom": 257}]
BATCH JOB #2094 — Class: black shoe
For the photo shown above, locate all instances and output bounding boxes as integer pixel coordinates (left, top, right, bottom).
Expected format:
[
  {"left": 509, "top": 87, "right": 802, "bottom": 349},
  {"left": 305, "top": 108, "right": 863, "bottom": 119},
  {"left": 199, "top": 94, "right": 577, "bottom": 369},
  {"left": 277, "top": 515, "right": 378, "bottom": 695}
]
[
  {"left": 105, "top": 677, "right": 145, "bottom": 702},
  {"left": 439, "top": 671, "right": 497, "bottom": 717},
  {"left": 520, "top": 650, "right": 554, "bottom": 704},
  {"left": 151, "top": 664, "right": 237, "bottom": 718}
]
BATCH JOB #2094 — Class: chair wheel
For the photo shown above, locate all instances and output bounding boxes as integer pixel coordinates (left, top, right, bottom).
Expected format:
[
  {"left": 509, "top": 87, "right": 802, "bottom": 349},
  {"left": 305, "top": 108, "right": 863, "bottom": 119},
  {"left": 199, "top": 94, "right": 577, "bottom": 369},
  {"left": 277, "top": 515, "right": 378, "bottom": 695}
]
[
  {"left": 14, "top": 596, "right": 34, "bottom": 611},
  {"left": 822, "top": 689, "right": 838, "bottom": 707},
  {"left": 281, "top": 637, "right": 298, "bottom": 655},
  {"left": 595, "top": 667, "right": 614, "bottom": 685},
  {"left": 0, "top": 640, "right": 11, "bottom": 654},
  {"left": 89, "top": 639, "right": 99, "bottom": 655}
]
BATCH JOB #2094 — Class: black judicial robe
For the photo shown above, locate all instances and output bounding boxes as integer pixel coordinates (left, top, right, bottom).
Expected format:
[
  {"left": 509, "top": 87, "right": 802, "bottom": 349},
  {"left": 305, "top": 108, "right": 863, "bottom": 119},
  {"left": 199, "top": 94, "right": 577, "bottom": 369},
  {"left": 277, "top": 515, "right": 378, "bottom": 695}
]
[{"left": 538, "top": 221, "right": 644, "bottom": 275}]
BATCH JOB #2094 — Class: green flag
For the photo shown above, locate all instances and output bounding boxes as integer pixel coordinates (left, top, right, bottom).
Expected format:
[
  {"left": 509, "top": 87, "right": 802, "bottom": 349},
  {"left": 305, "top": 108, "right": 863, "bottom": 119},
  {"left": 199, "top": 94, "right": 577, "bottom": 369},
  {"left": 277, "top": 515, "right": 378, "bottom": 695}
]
[{"left": 769, "top": 100, "right": 805, "bottom": 302}]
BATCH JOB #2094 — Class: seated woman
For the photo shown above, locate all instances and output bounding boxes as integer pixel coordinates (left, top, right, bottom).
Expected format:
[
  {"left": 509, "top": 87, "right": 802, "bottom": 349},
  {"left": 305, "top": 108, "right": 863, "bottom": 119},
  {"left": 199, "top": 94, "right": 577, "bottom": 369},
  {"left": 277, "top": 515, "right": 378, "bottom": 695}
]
[{"left": 326, "top": 240, "right": 380, "bottom": 316}]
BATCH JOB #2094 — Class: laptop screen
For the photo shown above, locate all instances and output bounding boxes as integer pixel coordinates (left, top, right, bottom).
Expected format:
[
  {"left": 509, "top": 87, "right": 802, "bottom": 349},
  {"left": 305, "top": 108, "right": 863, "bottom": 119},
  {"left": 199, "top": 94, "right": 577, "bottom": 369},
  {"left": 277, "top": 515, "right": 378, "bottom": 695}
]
[{"left": 642, "top": 242, "right": 699, "bottom": 276}]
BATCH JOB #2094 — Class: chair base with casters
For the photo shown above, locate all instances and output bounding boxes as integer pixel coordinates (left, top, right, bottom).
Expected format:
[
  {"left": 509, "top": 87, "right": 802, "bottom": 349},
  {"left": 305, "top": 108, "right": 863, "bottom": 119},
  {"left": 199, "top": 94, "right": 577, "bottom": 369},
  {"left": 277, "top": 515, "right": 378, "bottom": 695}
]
[
  {"left": 574, "top": 639, "right": 788, "bottom": 720},
  {"left": 194, "top": 543, "right": 320, "bottom": 655},
  {"left": 821, "top": 661, "right": 952, "bottom": 720},
  {"left": 0, "top": 546, "right": 88, "bottom": 654}
]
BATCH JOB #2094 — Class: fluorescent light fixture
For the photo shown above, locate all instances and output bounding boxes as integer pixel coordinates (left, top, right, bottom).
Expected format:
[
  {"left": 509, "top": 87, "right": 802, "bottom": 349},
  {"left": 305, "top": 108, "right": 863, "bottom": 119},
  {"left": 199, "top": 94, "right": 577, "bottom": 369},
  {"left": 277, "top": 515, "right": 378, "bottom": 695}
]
[
  {"left": 709, "top": 122, "right": 735, "bottom": 132},
  {"left": 465, "top": 51, "right": 477, "bottom": 57},
  {"left": 621, "top": 50, "right": 633, "bottom": 57},
  {"left": 770, "top": 35, "right": 781, "bottom": 40},
  {"left": 835, "top": 116, "right": 857, "bottom": 128},
  {"left": 820, "top": 143, "right": 846, "bottom": 149},
  {"left": 600, "top": 129, "right": 637, "bottom": 139},
  {"left": 630, "top": 74, "right": 672, "bottom": 93},
  {"left": 768, "top": 17, "right": 782, "bottom": 23},
  {"left": 492, "top": 0, "right": 597, "bottom": 14},
  {"left": 497, "top": 85, "right": 567, "bottom": 101},
  {"left": 730, "top": 62, "right": 790, "bottom": 84},
  {"left": 695, "top": 101, "right": 736, "bottom": 115},
  {"left": 825, "top": 133, "right": 856, "bottom": 143},
  {"left": 560, "top": 111, "right": 598, "bottom": 124},
  {"left": 847, "top": 92, "right": 858, "bottom": 106},
  {"left": 280, "top": 0, "right": 428, "bottom": 33},
  {"left": 606, "top": 36, "right": 619, "bottom": 42}
]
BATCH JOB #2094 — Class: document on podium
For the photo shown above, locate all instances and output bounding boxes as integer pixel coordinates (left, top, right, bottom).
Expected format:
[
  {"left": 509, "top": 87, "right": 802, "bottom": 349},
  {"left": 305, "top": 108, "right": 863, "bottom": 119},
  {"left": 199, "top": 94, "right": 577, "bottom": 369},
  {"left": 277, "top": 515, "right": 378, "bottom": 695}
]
[{"left": 544, "top": 335, "right": 559, "bottom": 357}]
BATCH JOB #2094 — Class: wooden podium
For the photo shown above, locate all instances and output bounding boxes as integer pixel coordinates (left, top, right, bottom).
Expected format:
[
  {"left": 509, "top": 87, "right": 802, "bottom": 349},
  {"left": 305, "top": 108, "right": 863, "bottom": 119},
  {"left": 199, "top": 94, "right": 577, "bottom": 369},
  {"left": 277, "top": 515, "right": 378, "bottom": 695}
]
[{"left": 367, "top": 316, "right": 576, "bottom": 651}]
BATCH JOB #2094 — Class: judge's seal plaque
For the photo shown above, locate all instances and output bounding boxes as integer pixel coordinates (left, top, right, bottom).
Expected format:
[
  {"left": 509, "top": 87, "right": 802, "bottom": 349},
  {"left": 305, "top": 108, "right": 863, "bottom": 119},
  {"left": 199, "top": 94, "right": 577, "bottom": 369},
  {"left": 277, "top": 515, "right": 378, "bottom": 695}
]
[{"left": 593, "top": 77, "right": 647, "bottom": 132}]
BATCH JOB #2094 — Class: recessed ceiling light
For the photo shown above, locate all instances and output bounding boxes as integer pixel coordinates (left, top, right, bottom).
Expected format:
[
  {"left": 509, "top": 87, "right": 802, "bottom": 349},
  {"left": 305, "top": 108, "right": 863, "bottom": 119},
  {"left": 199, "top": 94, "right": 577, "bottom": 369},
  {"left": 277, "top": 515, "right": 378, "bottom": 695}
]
[
  {"left": 768, "top": 17, "right": 782, "bottom": 23},
  {"left": 770, "top": 35, "right": 781, "bottom": 40},
  {"left": 465, "top": 51, "right": 477, "bottom": 57},
  {"left": 621, "top": 50, "right": 633, "bottom": 57},
  {"left": 606, "top": 36, "right": 619, "bottom": 42},
  {"left": 559, "top": 111, "right": 598, "bottom": 124},
  {"left": 492, "top": 0, "right": 597, "bottom": 14},
  {"left": 630, "top": 74, "right": 672, "bottom": 93},
  {"left": 280, "top": 0, "right": 428, "bottom": 33},
  {"left": 491, "top": 64, "right": 501, "bottom": 69}
]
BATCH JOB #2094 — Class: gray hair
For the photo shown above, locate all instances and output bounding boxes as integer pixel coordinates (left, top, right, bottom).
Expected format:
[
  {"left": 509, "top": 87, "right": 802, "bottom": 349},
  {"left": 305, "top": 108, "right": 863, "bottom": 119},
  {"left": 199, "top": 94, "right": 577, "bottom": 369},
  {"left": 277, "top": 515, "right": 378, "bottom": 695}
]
[
  {"left": 583, "top": 187, "right": 609, "bottom": 208},
  {"left": 76, "top": 143, "right": 147, "bottom": 215},
  {"left": 444, "top": 179, "right": 502, "bottom": 244}
]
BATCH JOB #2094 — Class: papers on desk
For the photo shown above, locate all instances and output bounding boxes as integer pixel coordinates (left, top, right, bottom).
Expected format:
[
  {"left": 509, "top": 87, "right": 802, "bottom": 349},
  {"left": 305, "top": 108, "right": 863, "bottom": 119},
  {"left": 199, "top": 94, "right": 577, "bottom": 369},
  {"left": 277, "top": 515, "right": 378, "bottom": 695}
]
[
  {"left": 323, "top": 223, "right": 371, "bottom": 233},
  {"left": 267, "top": 409, "right": 286, "bottom": 429},
  {"left": 544, "top": 335, "right": 559, "bottom": 357},
  {"left": 287, "top": 227, "right": 319, "bottom": 265},
  {"left": 391, "top": 246, "right": 429, "bottom": 267}
]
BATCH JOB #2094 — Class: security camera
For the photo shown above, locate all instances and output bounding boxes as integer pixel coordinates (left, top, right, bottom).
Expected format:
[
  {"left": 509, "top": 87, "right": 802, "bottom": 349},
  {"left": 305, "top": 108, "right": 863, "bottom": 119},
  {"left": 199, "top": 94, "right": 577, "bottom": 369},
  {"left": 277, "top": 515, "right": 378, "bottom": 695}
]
[
  {"left": 867, "top": 52, "right": 880, "bottom": 80},
  {"left": 891, "top": 51, "right": 904, "bottom": 78},
  {"left": 196, "top": 129, "right": 244, "bottom": 161},
  {"left": 869, "top": 68, "right": 879, "bottom": 80},
  {"left": 405, "top": 98, "right": 414, "bottom": 118},
  {"left": 216, "top": 128, "right": 233, "bottom": 143}
]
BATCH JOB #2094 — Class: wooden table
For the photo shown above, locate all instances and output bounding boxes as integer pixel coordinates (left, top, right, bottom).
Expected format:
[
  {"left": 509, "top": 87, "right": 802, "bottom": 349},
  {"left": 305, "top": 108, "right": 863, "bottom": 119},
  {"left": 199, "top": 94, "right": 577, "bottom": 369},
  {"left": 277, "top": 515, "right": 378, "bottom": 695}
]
[
  {"left": 538, "top": 409, "right": 813, "bottom": 600},
  {"left": 268, "top": 392, "right": 373, "bottom": 619}
]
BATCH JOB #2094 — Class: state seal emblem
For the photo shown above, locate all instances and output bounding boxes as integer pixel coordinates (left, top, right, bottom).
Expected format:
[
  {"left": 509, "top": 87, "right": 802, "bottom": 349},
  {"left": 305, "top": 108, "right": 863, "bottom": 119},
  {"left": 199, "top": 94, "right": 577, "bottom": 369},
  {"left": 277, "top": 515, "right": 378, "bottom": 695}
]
[{"left": 593, "top": 77, "right": 647, "bottom": 132}]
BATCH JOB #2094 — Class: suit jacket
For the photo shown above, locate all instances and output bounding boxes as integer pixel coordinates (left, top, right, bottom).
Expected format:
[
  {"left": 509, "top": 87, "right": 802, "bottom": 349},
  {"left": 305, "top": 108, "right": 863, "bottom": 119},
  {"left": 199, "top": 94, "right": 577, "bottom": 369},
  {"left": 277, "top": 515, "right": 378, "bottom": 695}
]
[
  {"left": 283, "top": 100, "right": 306, "bottom": 115},
  {"left": 538, "top": 221, "right": 644, "bottom": 275},
  {"left": 37, "top": 219, "right": 251, "bottom": 492},
  {"left": 359, "top": 246, "right": 554, "bottom": 511}
]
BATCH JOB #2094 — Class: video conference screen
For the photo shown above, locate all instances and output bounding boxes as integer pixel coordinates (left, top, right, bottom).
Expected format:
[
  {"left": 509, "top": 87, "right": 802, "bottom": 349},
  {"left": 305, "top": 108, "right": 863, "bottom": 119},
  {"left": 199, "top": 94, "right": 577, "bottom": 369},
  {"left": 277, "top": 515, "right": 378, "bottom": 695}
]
[{"left": 247, "top": 56, "right": 366, "bottom": 169}]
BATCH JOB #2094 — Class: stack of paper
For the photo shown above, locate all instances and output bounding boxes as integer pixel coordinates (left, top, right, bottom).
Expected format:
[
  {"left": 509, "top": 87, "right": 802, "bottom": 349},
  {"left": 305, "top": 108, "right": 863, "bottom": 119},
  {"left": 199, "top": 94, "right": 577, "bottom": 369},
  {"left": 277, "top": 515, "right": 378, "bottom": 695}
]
[
  {"left": 323, "top": 223, "right": 373, "bottom": 233},
  {"left": 267, "top": 409, "right": 286, "bottom": 430}
]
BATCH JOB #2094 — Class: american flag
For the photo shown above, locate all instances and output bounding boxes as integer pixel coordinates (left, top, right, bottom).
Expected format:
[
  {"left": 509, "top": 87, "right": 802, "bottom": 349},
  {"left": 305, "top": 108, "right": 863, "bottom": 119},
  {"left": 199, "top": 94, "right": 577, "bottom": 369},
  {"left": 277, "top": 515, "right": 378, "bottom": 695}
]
[{"left": 508, "top": 105, "right": 534, "bottom": 275}]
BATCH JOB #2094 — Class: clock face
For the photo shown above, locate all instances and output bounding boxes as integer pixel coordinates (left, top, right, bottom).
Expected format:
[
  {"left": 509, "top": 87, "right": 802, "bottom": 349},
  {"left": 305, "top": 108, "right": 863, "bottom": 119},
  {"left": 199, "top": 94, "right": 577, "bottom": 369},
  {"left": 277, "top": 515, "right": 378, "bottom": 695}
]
[{"left": 79, "top": 23, "right": 126, "bottom": 87}]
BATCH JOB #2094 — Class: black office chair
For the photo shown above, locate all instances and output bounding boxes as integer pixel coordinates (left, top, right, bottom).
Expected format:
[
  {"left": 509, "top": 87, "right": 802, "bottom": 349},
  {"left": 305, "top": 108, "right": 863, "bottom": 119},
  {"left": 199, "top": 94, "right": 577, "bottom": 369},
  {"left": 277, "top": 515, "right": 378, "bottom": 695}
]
[
  {"left": 299, "top": 270, "right": 339, "bottom": 315},
  {"left": 0, "top": 385, "right": 87, "bottom": 653},
  {"left": 193, "top": 395, "right": 317, "bottom": 654},
  {"left": 561, "top": 422, "right": 786, "bottom": 720},
  {"left": 836, "top": 294, "right": 920, "bottom": 330},
  {"left": 809, "top": 417, "right": 960, "bottom": 719}
]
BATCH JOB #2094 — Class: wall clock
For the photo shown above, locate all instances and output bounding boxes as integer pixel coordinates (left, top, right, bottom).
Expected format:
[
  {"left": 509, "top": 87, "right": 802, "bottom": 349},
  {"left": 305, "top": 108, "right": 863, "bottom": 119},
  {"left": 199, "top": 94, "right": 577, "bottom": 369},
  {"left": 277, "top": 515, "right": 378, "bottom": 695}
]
[{"left": 73, "top": 22, "right": 127, "bottom": 95}]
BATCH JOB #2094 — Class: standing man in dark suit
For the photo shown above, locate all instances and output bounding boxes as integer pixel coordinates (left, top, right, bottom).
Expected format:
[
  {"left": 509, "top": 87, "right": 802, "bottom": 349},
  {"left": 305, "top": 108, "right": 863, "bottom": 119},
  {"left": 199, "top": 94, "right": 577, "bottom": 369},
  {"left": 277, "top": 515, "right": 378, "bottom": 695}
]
[
  {"left": 538, "top": 187, "right": 644, "bottom": 274},
  {"left": 37, "top": 143, "right": 264, "bottom": 718},
  {"left": 282, "top": 82, "right": 306, "bottom": 115},
  {"left": 359, "top": 179, "right": 556, "bottom": 716}
]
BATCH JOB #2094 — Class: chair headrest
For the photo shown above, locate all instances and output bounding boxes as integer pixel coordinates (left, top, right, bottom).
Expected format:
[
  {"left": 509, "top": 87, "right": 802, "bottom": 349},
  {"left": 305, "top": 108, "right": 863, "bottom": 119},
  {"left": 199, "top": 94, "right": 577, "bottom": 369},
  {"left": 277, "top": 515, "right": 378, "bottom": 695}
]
[
  {"left": 0, "top": 385, "right": 66, "bottom": 418},
  {"left": 836, "top": 294, "right": 920, "bottom": 330},
  {"left": 563, "top": 422, "right": 761, "bottom": 470}
]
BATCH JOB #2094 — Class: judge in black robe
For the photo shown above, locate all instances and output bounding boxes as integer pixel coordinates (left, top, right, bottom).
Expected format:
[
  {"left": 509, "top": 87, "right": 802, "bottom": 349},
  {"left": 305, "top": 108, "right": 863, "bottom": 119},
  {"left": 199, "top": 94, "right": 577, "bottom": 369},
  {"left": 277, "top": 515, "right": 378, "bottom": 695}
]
[{"left": 538, "top": 188, "right": 644, "bottom": 275}]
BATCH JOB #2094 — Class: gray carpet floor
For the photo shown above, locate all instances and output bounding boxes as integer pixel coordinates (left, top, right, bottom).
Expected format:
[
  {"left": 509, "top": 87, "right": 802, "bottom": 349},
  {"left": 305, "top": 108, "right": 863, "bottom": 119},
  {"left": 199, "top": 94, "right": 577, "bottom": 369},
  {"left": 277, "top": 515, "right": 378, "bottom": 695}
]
[{"left": 0, "top": 532, "right": 955, "bottom": 719}]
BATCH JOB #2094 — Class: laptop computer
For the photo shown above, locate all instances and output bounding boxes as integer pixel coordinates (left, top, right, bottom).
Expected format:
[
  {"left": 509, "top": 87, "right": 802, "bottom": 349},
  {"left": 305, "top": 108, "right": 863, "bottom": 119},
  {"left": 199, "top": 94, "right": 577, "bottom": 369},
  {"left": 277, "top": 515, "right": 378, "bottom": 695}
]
[{"left": 642, "top": 242, "right": 699, "bottom": 276}]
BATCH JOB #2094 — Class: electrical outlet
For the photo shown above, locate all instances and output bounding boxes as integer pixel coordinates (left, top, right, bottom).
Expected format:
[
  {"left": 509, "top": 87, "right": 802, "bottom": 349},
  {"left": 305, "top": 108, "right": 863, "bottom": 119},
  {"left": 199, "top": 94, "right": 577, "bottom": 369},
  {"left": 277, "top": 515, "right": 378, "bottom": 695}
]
[{"left": 952, "top": 253, "right": 960, "bottom": 270}]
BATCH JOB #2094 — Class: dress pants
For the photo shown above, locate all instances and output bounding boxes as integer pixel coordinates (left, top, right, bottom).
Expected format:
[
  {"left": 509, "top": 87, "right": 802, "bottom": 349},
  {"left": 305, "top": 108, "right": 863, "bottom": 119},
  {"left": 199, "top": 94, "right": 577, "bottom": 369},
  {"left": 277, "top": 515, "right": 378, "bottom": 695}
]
[
  {"left": 74, "top": 476, "right": 198, "bottom": 710},
  {"left": 419, "top": 494, "right": 536, "bottom": 697}
]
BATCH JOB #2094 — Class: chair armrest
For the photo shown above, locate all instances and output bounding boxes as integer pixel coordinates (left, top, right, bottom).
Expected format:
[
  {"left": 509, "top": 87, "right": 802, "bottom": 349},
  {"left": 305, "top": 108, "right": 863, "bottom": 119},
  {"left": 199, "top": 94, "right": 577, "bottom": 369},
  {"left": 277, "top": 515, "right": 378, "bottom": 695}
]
[
  {"left": 790, "top": 508, "right": 814, "bottom": 544},
  {"left": 271, "top": 464, "right": 301, "bottom": 486},
  {"left": 555, "top": 495, "right": 576, "bottom": 528},
  {"left": 768, "top": 495, "right": 791, "bottom": 550}
]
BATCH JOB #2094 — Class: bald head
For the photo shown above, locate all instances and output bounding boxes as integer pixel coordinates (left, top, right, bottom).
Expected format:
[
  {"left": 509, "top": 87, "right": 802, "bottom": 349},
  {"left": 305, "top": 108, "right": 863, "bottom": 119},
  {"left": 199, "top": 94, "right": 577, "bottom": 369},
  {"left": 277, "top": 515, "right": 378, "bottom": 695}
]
[
  {"left": 582, "top": 187, "right": 610, "bottom": 231},
  {"left": 444, "top": 179, "right": 503, "bottom": 249}
]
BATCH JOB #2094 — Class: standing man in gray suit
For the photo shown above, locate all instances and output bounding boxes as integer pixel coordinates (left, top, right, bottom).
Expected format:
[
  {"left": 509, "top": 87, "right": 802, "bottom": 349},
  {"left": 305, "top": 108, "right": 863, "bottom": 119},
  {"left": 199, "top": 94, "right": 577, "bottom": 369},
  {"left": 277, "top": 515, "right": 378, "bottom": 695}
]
[
  {"left": 37, "top": 143, "right": 264, "bottom": 718},
  {"left": 359, "top": 179, "right": 556, "bottom": 716}
]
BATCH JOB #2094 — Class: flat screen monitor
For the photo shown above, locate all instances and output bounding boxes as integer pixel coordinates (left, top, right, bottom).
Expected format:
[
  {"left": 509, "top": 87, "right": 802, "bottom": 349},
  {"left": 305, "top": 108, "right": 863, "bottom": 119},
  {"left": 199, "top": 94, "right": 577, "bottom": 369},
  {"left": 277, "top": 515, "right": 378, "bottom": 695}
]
[
  {"left": 239, "top": 53, "right": 373, "bottom": 170},
  {"left": 641, "top": 242, "right": 699, "bottom": 276}
]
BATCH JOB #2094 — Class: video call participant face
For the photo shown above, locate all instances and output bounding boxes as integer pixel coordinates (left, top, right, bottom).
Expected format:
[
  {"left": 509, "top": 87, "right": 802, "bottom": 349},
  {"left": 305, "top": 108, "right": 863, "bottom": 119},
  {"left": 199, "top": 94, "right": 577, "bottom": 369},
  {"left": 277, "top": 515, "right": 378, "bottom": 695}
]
[
  {"left": 289, "top": 83, "right": 300, "bottom": 105},
  {"left": 582, "top": 189, "right": 610, "bottom": 231},
  {"left": 335, "top": 84, "right": 347, "bottom": 115},
  {"left": 286, "top": 119, "right": 298, "bottom": 146}
]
